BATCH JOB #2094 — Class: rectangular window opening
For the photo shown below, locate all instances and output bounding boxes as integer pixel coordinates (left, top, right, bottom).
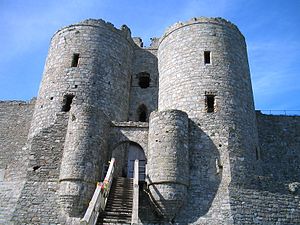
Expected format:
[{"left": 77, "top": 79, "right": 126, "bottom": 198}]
[
  {"left": 204, "top": 51, "right": 211, "bottom": 64},
  {"left": 255, "top": 147, "right": 260, "bottom": 160},
  {"left": 71, "top": 53, "right": 80, "bottom": 67},
  {"left": 62, "top": 94, "right": 74, "bottom": 112},
  {"left": 206, "top": 95, "right": 215, "bottom": 113}
]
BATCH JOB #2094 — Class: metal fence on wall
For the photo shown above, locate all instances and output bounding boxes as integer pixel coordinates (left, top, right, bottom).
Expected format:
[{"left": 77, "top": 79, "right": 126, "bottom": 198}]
[{"left": 256, "top": 110, "right": 300, "bottom": 116}]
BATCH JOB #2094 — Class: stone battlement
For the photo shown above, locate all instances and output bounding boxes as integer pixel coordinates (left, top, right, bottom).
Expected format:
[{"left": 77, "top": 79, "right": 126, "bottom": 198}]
[
  {"left": 52, "top": 18, "right": 133, "bottom": 44},
  {"left": 160, "top": 17, "right": 243, "bottom": 44}
]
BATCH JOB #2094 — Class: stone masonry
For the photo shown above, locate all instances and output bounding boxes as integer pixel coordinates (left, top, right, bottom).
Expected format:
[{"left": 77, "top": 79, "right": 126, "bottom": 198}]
[{"left": 0, "top": 17, "right": 299, "bottom": 224}]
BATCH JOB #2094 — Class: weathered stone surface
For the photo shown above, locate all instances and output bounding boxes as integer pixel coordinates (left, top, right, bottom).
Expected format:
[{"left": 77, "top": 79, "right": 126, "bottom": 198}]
[
  {"left": 59, "top": 104, "right": 110, "bottom": 218},
  {"left": 148, "top": 110, "right": 189, "bottom": 221},
  {"left": 29, "top": 19, "right": 134, "bottom": 138},
  {"left": 11, "top": 112, "right": 68, "bottom": 224},
  {"left": 0, "top": 100, "right": 35, "bottom": 224},
  {"left": 256, "top": 112, "right": 300, "bottom": 184},
  {"left": 0, "top": 100, "right": 35, "bottom": 181},
  {"left": 0, "top": 17, "right": 299, "bottom": 225}
]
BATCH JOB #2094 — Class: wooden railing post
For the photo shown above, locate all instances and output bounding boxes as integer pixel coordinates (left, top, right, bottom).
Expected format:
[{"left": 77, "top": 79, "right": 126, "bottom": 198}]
[
  {"left": 80, "top": 158, "right": 115, "bottom": 225},
  {"left": 131, "top": 159, "right": 139, "bottom": 225}
]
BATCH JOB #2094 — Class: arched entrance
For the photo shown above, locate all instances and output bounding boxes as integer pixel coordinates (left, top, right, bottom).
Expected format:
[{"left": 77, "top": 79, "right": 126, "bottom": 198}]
[
  {"left": 127, "top": 143, "right": 146, "bottom": 180},
  {"left": 111, "top": 142, "right": 146, "bottom": 181}
]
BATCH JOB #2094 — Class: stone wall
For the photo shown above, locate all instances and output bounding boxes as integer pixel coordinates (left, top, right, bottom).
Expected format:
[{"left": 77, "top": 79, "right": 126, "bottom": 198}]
[
  {"left": 129, "top": 43, "right": 158, "bottom": 122},
  {"left": 256, "top": 112, "right": 300, "bottom": 183},
  {"left": 229, "top": 186, "right": 300, "bottom": 224},
  {"left": 0, "top": 100, "right": 35, "bottom": 224},
  {"left": 109, "top": 121, "right": 149, "bottom": 156},
  {"left": 0, "top": 100, "right": 35, "bottom": 181},
  {"left": 227, "top": 113, "right": 300, "bottom": 224},
  {"left": 11, "top": 112, "right": 69, "bottom": 224},
  {"left": 176, "top": 117, "right": 233, "bottom": 225}
]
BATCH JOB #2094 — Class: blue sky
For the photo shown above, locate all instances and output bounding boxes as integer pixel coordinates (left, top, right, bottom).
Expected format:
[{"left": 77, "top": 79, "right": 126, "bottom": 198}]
[{"left": 0, "top": 0, "right": 299, "bottom": 111}]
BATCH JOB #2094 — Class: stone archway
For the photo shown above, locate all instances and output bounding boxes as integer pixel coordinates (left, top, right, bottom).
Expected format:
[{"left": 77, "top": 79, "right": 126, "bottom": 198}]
[
  {"left": 126, "top": 143, "right": 146, "bottom": 180},
  {"left": 111, "top": 141, "right": 146, "bottom": 181}
]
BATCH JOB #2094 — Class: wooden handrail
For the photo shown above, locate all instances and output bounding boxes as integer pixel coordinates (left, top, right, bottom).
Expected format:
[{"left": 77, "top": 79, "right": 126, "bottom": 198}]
[
  {"left": 131, "top": 159, "right": 139, "bottom": 225},
  {"left": 80, "top": 158, "right": 115, "bottom": 225}
]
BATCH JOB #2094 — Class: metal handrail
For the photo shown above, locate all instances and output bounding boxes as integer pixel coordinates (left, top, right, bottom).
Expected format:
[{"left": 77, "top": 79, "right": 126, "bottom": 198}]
[
  {"left": 257, "top": 110, "right": 300, "bottom": 116},
  {"left": 131, "top": 159, "right": 139, "bottom": 225},
  {"left": 80, "top": 158, "right": 115, "bottom": 225}
]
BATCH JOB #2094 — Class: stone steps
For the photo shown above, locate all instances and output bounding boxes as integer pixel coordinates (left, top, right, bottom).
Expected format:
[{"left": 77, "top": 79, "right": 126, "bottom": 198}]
[{"left": 97, "top": 177, "right": 133, "bottom": 225}]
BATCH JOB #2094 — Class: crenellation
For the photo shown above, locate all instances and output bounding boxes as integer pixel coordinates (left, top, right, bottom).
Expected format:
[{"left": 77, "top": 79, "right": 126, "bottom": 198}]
[
  {"left": 0, "top": 17, "right": 299, "bottom": 225},
  {"left": 132, "top": 37, "right": 143, "bottom": 47},
  {"left": 160, "top": 17, "right": 243, "bottom": 46},
  {"left": 53, "top": 19, "right": 134, "bottom": 43},
  {"left": 149, "top": 37, "right": 160, "bottom": 49}
]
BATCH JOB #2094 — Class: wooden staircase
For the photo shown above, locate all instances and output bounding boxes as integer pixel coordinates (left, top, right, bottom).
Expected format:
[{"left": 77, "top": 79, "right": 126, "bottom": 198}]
[{"left": 97, "top": 177, "right": 133, "bottom": 224}]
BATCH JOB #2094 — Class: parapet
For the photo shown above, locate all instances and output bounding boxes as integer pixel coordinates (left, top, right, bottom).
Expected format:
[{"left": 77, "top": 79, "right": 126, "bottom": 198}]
[
  {"left": 149, "top": 37, "right": 160, "bottom": 49},
  {"left": 132, "top": 37, "right": 144, "bottom": 47},
  {"left": 132, "top": 37, "right": 160, "bottom": 49},
  {"left": 0, "top": 98, "right": 36, "bottom": 106},
  {"left": 160, "top": 17, "right": 243, "bottom": 44},
  {"left": 52, "top": 19, "right": 134, "bottom": 45}
]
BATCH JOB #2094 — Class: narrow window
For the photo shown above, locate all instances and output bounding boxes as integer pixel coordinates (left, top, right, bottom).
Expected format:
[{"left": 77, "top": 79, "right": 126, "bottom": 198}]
[
  {"left": 33, "top": 165, "right": 41, "bottom": 171},
  {"left": 204, "top": 51, "right": 211, "bottom": 64},
  {"left": 137, "top": 104, "right": 148, "bottom": 122},
  {"left": 139, "top": 111, "right": 147, "bottom": 122},
  {"left": 206, "top": 95, "right": 215, "bottom": 113},
  {"left": 71, "top": 53, "right": 80, "bottom": 67},
  {"left": 62, "top": 94, "right": 74, "bottom": 112},
  {"left": 255, "top": 147, "right": 260, "bottom": 160},
  {"left": 137, "top": 72, "right": 150, "bottom": 88}
]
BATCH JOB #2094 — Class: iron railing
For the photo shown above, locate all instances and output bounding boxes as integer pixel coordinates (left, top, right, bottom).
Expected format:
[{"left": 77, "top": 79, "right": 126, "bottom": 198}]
[{"left": 257, "top": 110, "right": 300, "bottom": 116}]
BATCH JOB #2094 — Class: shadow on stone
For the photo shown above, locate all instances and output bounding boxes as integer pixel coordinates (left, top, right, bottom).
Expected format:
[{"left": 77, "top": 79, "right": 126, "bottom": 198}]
[{"left": 176, "top": 119, "right": 221, "bottom": 224}]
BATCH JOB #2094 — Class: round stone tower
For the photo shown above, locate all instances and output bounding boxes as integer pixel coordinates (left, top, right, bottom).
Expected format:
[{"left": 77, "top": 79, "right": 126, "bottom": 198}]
[
  {"left": 27, "top": 19, "right": 134, "bottom": 218},
  {"left": 148, "top": 17, "right": 259, "bottom": 221},
  {"left": 157, "top": 17, "right": 259, "bottom": 181},
  {"left": 148, "top": 110, "right": 189, "bottom": 221},
  {"left": 158, "top": 17, "right": 255, "bottom": 117},
  {"left": 29, "top": 19, "right": 134, "bottom": 138}
]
